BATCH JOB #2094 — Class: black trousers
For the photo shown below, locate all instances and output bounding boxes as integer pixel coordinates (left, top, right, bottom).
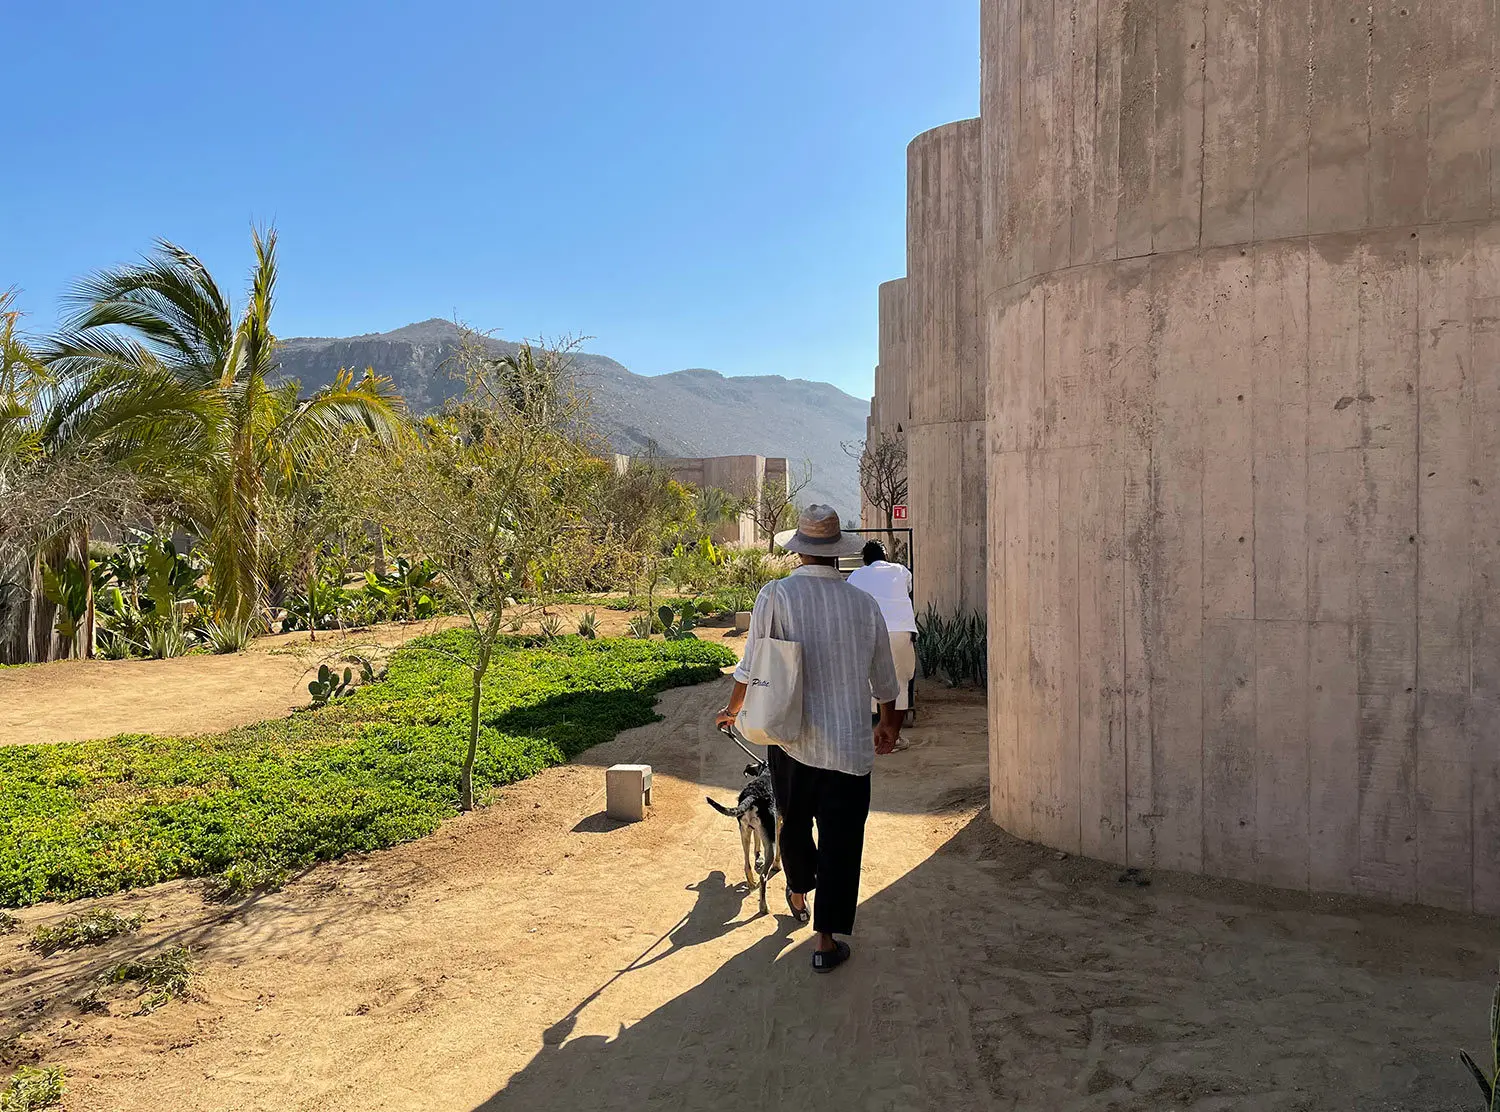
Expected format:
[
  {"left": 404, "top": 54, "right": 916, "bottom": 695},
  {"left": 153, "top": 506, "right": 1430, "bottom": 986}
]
[{"left": 768, "top": 746, "right": 872, "bottom": 936}]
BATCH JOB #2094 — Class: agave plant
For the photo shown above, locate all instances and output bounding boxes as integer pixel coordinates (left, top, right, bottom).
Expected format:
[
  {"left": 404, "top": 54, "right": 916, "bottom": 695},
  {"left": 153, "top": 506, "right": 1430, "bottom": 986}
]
[
  {"left": 577, "top": 610, "right": 599, "bottom": 639},
  {"left": 626, "top": 614, "right": 654, "bottom": 640},
  {"left": 1461, "top": 985, "right": 1500, "bottom": 1111},
  {"left": 539, "top": 613, "right": 565, "bottom": 640},
  {"left": 202, "top": 615, "right": 257, "bottom": 654}
]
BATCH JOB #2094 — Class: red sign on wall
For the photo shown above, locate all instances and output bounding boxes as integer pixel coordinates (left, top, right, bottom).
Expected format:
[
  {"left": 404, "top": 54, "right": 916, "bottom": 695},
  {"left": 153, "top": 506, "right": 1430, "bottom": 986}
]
[{"left": 892, "top": 505, "right": 908, "bottom": 521}]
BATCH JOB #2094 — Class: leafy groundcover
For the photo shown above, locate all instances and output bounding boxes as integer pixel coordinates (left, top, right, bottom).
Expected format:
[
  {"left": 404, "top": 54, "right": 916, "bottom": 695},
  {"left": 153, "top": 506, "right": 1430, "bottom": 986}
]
[{"left": 0, "top": 632, "right": 735, "bottom": 907}]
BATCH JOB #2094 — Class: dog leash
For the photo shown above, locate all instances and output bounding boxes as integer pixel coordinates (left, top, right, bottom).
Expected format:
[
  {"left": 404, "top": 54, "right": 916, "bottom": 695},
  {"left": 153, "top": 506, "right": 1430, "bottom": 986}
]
[{"left": 718, "top": 722, "right": 765, "bottom": 764}]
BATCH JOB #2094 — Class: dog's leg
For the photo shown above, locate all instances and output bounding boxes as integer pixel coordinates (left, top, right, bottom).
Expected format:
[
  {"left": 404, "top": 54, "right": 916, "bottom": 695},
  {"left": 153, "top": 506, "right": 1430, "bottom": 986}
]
[
  {"left": 740, "top": 821, "right": 756, "bottom": 891},
  {"left": 755, "top": 828, "right": 770, "bottom": 913}
]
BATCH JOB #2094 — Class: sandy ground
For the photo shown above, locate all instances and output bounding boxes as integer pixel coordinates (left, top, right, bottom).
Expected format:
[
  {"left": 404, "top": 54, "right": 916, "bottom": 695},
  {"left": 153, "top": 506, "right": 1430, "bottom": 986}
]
[
  {"left": 0, "top": 605, "right": 744, "bottom": 747},
  {"left": 2, "top": 679, "right": 1496, "bottom": 1111}
]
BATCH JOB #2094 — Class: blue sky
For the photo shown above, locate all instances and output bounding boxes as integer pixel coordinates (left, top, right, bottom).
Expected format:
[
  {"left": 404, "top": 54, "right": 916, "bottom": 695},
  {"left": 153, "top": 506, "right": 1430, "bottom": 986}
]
[{"left": 2, "top": 2, "right": 978, "bottom": 399}]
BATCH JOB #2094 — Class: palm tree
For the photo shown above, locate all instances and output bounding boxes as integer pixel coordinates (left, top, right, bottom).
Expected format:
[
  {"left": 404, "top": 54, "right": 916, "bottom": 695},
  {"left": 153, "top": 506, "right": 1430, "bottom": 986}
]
[
  {"left": 1, "top": 289, "right": 170, "bottom": 661},
  {"left": 45, "top": 229, "right": 404, "bottom": 631}
]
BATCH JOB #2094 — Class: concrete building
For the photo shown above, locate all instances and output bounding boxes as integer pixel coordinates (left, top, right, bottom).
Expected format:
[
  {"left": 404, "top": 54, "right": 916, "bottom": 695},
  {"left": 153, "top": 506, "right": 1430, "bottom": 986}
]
[
  {"left": 906, "top": 119, "right": 987, "bottom": 617},
  {"left": 979, "top": 0, "right": 1500, "bottom": 915},
  {"left": 617, "top": 454, "right": 789, "bottom": 547},
  {"left": 867, "top": 0, "right": 1500, "bottom": 915}
]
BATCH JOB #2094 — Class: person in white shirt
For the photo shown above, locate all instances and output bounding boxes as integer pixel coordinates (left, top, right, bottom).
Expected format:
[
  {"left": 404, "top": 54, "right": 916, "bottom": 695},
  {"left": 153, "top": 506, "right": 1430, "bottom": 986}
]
[{"left": 846, "top": 541, "right": 916, "bottom": 727}]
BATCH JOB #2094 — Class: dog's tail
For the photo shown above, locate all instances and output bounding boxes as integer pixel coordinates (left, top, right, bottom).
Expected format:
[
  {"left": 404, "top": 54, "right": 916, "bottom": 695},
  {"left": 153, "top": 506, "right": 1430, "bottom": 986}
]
[{"left": 706, "top": 796, "right": 750, "bottom": 819}]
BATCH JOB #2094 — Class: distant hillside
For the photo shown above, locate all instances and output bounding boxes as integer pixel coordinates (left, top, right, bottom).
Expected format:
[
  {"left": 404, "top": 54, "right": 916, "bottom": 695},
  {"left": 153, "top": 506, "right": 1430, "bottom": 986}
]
[{"left": 276, "top": 319, "right": 868, "bottom": 517}]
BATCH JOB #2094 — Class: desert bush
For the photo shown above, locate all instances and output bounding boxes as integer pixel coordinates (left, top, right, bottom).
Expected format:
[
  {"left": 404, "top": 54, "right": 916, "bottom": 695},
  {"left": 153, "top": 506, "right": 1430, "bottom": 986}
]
[
  {"left": 0, "top": 634, "right": 736, "bottom": 907},
  {"left": 0, "top": 911, "right": 17, "bottom": 933},
  {"left": 106, "top": 945, "right": 195, "bottom": 1014},
  {"left": 0, "top": 1065, "right": 64, "bottom": 1111},
  {"left": 29, "top": 908, "right": 142, "bottom": 955}
]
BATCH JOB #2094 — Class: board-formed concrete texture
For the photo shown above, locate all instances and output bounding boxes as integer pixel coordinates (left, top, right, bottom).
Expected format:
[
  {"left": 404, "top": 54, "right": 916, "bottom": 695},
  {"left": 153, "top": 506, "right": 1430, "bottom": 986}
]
[
  {"left": 906, "top": 119, "right": 987, "bottom": 616},
  {"left": 874, "top": 278, "right": 911, "bottom": 436},
  {"left": 982, "top": 0, "right": 1500, "bottom": 914}
]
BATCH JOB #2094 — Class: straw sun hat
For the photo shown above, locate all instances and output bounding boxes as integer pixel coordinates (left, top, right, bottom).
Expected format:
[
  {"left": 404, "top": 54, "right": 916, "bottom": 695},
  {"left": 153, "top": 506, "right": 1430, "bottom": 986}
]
[{"left": 774, "top": 504, "right": 866, "bottom": 558}]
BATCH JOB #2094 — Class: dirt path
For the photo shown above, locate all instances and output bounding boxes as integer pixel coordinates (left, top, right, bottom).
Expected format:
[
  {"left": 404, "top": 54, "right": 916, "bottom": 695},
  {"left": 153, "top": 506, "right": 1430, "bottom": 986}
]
[
  {"left": 0, "top": 606, "right": 744, "bottom": 747},
  {"left": 2, "top": 682, "right": 1495, "bottom": 1111}
]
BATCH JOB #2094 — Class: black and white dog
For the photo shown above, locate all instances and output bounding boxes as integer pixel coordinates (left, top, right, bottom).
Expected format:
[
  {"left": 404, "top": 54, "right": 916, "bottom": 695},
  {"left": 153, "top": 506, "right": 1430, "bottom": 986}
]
[{"left": 706, "top": 761, "right": 780, "bottom": 914}]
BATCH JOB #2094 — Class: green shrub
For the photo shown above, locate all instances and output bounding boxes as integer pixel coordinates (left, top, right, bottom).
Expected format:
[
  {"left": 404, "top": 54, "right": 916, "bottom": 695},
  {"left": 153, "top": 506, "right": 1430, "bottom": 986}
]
[
  {"left": 0, "top": 635, "right": 736, "bottom": 908},
  {"left": 0, "top": 1066, "right": 64, "bottom": 1111},
  {"left": 29, "top": 908, "right": 141, "bottom": 955}
]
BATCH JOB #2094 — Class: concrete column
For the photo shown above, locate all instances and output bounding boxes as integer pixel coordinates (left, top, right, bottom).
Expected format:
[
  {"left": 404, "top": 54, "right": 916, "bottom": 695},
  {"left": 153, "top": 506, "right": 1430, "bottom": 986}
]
[
  {"left": 875, "top": 279, "right": 911, "bottom": 435},
  {"left": 907, "top": 119, "right": 987, "bottom": 618},
  {"left": 983, "top": 0, "right": 1500, "bottom": 915}
]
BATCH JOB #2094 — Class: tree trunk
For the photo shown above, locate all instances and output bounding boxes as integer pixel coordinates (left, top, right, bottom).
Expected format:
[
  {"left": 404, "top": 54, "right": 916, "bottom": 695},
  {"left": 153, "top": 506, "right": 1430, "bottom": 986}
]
[
  {"left": 78, "top": 524, "right": 95, "bottom": 660},
  {"left": 306, "top": 563, "right": 317, "bottom": 644},
  {"left": 459, "top": 655, "right": 487, "bottom": 811}
]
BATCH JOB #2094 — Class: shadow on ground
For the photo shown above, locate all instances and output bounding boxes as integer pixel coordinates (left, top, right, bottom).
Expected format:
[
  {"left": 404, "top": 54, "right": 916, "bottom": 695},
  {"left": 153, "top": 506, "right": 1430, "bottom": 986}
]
[{"left": 477, "top": 813, "right": 1496, "bottom": 1112}]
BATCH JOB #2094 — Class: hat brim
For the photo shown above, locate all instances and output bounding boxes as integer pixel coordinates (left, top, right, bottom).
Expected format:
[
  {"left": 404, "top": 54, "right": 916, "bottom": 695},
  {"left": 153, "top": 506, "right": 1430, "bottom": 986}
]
[{"left": 774, "top": 528, "right": 868, "bottom": 558}]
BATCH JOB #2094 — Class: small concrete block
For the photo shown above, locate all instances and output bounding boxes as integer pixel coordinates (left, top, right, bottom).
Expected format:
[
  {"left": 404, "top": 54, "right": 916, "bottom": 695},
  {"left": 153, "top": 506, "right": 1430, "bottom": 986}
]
[
  {"left": 605, "top": 764, "right": 653, "bottom": 822},
  {"left": 734, "top": 611, "right": 753, "bottom": 633}
]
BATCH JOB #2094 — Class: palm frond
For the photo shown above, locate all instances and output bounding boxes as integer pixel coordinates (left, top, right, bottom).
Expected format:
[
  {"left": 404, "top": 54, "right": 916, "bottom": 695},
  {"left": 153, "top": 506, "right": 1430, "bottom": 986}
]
[{"left": 60, "top": 240, "right": 233, "bottom": 381}]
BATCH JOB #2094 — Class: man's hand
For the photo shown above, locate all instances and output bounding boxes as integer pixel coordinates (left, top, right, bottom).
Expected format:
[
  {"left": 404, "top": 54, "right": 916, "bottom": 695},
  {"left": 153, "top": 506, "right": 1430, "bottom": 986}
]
[
  {"left": 715, "top": 708, "right": 738, "bottom": 734},
  {"left": 874, "top": 719, "right": 901, "bottom": 755}
]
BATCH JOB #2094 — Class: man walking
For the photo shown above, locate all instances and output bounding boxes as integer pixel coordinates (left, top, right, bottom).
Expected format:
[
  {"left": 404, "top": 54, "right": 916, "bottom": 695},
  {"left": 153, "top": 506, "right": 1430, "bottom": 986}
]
[
  {"left": 846, "top": 540, "right": 916, "bottom": 740},
  {"left": 716, "top": 506, "right": 901, "bottom": 974}
]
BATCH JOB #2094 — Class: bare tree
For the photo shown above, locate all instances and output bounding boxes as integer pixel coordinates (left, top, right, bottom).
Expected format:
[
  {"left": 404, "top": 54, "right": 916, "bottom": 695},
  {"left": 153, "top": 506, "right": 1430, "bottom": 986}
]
[
  {"left": 746, "top": 461, "right": 812, "bottom": 552},
  {"left": 845, "top": 431, "right": 907, "bottom": 533},
  {"left": 359, "top": 329, "right": 595, "bottom": 810}
]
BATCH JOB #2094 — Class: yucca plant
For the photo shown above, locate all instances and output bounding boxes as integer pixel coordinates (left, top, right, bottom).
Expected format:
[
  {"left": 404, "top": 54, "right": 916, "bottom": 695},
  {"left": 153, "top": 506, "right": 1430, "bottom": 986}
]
[
  {"left": 577, "top": 610, "right": 599, "bottom": 639},
  {"left": 539, "top": 614, "right": 565, "bottom": 640},
  {"left": 1461, "top": 985, "right": 1500, "bottom": 1111},
  {"left": 626, "top": 614, "right": 654, "bottom": 640}
]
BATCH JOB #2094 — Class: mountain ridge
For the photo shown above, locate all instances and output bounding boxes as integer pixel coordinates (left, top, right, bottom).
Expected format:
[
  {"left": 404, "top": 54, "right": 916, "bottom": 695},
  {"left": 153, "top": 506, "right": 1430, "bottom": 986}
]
[{"left": 275, "top": 319, "right": 867, "bottom": 517}]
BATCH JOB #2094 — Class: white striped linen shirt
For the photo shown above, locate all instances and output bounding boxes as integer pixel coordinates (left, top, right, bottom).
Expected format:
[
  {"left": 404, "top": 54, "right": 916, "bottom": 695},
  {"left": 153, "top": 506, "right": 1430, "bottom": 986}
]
[{"left": 733, "top": 565, "right": 900, "bottom": 776}]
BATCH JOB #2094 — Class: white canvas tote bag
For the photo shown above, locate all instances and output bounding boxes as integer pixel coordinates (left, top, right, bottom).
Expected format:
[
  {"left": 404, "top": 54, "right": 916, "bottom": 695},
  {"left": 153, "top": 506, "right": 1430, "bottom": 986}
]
[{"left": 737, "top": 581, "right": 804, "bottom": 746}]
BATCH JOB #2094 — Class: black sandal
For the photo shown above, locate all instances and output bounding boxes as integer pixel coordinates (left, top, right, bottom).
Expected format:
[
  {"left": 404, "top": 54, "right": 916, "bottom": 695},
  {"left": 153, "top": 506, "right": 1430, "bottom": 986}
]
[
  {"left": 811, "top": 940, "right": 851, "bottom": 974},
  {"left": 786, "top": 887, "right": 810, "bottom": 924}
]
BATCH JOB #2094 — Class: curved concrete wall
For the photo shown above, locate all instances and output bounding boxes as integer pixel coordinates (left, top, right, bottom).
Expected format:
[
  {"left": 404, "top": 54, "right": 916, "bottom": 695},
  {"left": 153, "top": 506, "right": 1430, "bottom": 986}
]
[
  {"left": 907, "top": 120, "right": 988, "bottom": 616},
  {"left": 983, "top": 0, "right": 1500, "bottom": 913},
  {"left": 874, "top": 278, "right": 910, "bottom": 436}
]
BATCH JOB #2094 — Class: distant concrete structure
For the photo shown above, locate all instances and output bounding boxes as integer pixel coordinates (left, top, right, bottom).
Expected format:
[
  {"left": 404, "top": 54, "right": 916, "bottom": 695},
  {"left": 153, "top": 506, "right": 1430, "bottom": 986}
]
[
  {"left": 906, "top": 119, "right": 987, "bottom": 617},
  {"left": 861, "top": 280, "right": 912, "bottom": 540},
  {"left": 980, "top": 0, "right": 1500, "bottom": 915},
  {"left": 618, "top": 454, "right": 789, "bottom": 547}
]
